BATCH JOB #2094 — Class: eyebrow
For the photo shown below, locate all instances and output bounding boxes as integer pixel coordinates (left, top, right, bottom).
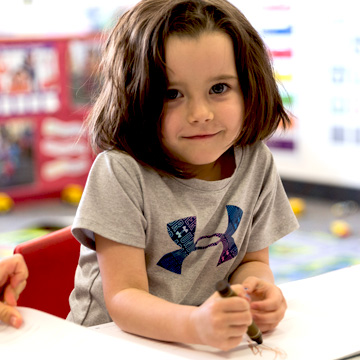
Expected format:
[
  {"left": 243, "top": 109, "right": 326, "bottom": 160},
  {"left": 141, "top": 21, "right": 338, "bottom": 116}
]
[
  {"left": 211, "top": 75, "right": 239, "bottom": 82},
  {"left": 167, "top": 74, "right": 239, "bottom": 87}
]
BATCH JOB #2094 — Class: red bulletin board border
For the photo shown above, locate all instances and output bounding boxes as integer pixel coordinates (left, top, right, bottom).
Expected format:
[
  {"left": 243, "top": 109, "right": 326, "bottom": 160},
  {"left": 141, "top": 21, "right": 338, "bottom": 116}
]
[{"left": 0, "top": 34, "right": 100, "bottom": 202}]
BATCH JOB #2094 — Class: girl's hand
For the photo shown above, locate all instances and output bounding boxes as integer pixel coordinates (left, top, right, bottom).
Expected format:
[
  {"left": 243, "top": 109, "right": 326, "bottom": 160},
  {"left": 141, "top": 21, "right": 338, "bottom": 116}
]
[
  {"left": 189, "top": 284, "right": 252, "bottom": 351},
  {"left": 0, "top": 254, "right": 29, "bottom": 328},
  {"left": 242, "top": 276, "right": 287, "bottom": 332}
]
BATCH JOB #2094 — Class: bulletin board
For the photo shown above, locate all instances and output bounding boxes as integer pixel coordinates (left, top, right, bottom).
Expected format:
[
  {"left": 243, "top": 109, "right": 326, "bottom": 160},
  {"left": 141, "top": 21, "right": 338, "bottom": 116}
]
[
  {"left": 233, "top": 0, "right": 360, "bottom": 190},
  {"left": 0, "top": 34, "right": 101, "bottom": 201}
]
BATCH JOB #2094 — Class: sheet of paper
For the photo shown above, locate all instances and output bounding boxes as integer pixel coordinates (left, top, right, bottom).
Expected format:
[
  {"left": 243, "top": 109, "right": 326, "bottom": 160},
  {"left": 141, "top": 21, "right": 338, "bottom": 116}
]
[
  {"left": 90, "top": 308, "right": 360, "bottom": 360},
  {"left": 91, "top": 320, "right": 290, "bottom": 360},
  {"left": 1, "top": 266, "right": 360, "bottom": 360},
  {"left": 90, "top": 265, "right": 360, "bottom": 360},
  {"left": 0, "top": 307, "right": 184, "bottom": 359}
]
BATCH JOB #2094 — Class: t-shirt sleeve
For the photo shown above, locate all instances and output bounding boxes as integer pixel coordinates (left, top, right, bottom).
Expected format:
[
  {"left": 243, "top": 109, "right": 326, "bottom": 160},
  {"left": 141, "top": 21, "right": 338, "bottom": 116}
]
[
  {"left": 71, "top": 151, "right": 147, "bottom": 250},
  {"left": 246, "top": 149, "right": 299, "bottom": 252}
]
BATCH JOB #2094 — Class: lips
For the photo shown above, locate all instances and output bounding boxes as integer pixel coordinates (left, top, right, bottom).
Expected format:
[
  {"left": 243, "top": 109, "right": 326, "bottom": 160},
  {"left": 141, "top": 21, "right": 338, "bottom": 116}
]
[{"left": 183, "top": 132, "right": 219, "bottom": 139}]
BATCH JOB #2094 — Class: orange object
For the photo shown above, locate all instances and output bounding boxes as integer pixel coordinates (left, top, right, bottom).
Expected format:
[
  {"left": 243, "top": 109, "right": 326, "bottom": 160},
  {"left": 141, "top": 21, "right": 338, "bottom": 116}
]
[
  {"left": 14, "top": 226, "right": 80, "bottom": 319},
  {"left": 0, "top": 192, "right": 14, "bottom": 213},
  {"left": 330, "top": 220, "right": 351, "bottom": 238},
  {"left": 61, "top": 184, "right": 83, "bottom": 205},
  {"left": 289, "top": 197, "right": 305, "bottom": 217}
]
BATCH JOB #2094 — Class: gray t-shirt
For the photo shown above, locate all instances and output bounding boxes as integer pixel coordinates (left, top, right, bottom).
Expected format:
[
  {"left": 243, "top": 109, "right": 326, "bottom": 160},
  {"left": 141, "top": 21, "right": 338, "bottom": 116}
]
[{"left": 67, "top": 142, "right": 299, "bottom": 326}]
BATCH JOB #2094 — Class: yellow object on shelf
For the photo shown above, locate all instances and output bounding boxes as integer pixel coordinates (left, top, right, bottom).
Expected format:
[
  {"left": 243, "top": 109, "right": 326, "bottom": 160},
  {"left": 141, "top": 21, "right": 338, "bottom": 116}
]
[
  {"left": 61, "top": 184, "right": 83, "bottom": 206},
  {"left": 330, "top": 220, "right": 351, "bottom": 238},
  {"left": 289, "top": 197, "right": 306, "bottom": 217},
  {"left": 0, "top": 192, "right": 14, "bottom": 214}
]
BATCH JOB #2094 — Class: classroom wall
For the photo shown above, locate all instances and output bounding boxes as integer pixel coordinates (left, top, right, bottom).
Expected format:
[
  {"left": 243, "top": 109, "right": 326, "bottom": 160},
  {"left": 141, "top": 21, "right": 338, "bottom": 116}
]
[
  {"left": 1, "top": 0, "right": 359, "bottom": 190},
  {"left": 232, "top": 0, "right": 360, "bottom": 190}
]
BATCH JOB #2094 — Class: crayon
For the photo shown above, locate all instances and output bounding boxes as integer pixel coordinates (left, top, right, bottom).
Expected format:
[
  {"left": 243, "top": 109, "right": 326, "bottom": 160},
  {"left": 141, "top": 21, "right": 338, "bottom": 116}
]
[{"left": 216, "top": 280, "right": 263, "bottom": 345}]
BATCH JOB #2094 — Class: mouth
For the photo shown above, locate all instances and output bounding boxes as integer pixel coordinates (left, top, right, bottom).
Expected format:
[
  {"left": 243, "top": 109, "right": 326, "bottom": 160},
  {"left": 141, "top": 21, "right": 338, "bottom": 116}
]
[{"left": 183, "top": 132, "right": 219, "bottom": 140}]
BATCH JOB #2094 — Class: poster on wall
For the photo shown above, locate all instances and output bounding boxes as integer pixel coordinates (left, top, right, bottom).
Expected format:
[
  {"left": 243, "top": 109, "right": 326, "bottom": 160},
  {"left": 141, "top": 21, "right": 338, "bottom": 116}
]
[
  {"left": 38, "top": 115, "right": 92, "bottom": 185},
  {"left": 0, "top": 114, "right": 93, "bottom": 201},
  {"left": 0, "top": 42, "right": 61, "bottom": 117},
  {"left": 0, "top": 118, "right": 35, "bottom": 189},
  {"left": 0, "top": 36, "right": 97, "bottom": 201}
]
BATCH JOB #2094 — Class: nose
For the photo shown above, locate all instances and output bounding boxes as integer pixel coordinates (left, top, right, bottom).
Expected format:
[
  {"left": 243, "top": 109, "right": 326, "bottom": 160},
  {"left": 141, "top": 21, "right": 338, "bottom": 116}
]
[{"left": 187, "top": 98, "right": 214, "bottom": 124}]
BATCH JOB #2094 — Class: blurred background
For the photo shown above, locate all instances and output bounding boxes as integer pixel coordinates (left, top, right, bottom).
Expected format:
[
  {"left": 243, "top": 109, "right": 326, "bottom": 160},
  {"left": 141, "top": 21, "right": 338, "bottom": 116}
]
[{"left": 0, "top": 0, "right": 359, "bottom": 284}]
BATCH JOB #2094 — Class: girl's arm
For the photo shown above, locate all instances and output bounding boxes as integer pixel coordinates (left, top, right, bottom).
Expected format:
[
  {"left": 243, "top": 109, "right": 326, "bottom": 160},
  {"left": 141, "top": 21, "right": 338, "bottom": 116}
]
[
  {"left": 229, "top": 247, "right": 274, "bottom": 284},
  {"left": 229, "top": 248, "right": 287, "bottom": 332},
  {"left": 95, "top": 233, "right": 252, "bottom": 351}
]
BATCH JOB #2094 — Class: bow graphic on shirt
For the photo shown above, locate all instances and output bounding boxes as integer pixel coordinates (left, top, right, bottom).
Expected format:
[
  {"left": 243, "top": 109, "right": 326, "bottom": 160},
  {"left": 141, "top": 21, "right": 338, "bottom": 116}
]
[{"left": 157, "top": 205, "right": 243, "bottom": 274}]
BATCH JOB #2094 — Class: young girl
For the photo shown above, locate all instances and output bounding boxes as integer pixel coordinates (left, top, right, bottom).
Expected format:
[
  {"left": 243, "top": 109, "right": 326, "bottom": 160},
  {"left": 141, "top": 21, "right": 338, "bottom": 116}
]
[{"left": 68, "top": 0, "right": 299, "bottom": 351}]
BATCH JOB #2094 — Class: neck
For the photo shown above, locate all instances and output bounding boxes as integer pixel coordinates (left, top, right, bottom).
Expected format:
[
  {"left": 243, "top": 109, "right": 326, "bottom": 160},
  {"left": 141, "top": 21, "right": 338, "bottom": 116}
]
[{"left": 193, "top": 148, "right": 236, "bottom": 181}]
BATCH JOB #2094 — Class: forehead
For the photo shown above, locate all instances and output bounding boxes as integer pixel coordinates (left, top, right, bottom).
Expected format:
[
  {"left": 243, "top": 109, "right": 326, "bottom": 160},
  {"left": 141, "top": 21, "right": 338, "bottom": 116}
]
[{"left": 164, "top": 31, "right": 237, "bottom": 82}]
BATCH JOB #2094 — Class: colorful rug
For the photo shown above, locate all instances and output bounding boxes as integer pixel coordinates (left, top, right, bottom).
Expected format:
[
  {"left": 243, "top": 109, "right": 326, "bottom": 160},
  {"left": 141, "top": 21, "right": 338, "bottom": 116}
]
[
  {"left": 2, "top": 226, "right": 360, "bottom": 286},
  {"left": 0, "top": 227, "right": 58, "bottom": 259},
  {"left": 270, "top": 229, "right": 360, "bottom": 284}
]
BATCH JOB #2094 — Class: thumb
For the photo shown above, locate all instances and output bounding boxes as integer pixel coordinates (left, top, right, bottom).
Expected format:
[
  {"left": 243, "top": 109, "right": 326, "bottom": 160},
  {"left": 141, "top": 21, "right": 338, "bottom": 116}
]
[
  {"left": 242, "top": 276, "right": 260, "bottom": 294},
  {"left": 0, "top": 302, "right": 23, "bottom": 328},
  {"left": 228, "top": 283, "right": 248, "bottom": 298}
]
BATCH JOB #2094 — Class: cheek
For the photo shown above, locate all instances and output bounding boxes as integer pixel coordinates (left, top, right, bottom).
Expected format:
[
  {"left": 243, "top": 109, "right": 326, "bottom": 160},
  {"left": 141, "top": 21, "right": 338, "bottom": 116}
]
[
  {"left": 160, "top": 116, "right": 171, "bottom": 143},
  {"left": 236, "top": 107, "right": 245, "bottom": 130},
  {"left": 161, "top": 108, "right": 180, "bottom": 142},
  {"left": 223, "top": 103, "right": 244, "bottom": 132},
  {"left": 232, "top": 99, "right": 245, "bottom": 133},
  {"left": 160, "top": 121, "right": 176, "bottom": 154}
]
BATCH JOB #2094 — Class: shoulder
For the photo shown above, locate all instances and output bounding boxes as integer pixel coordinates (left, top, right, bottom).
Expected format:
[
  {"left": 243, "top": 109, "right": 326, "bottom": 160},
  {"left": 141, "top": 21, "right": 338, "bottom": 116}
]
[
  {"left": 238, "top": 142, "right": 275, "bottom": 172},
  {"left": 232, "top": 142, "right": 281, "bottom": 197},
  {"left": 246, "top": 141, "right": 273, "bottom": 161},
  {"left": 94, "top": 150, "right": 141, "bottom": 169},
  {"left": 92, "top": 150, "right": 157, "bottom": 181}
]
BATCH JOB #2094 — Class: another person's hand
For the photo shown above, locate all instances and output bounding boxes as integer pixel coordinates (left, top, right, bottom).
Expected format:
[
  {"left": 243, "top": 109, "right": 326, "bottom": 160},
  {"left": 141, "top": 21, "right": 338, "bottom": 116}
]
[
  {"left": 242, "top": 276, "right": 287, "bottom": 333},
  {"left": 0, "top": 254, "right": 29, "bottom": 328},
  {"left": 189, "top": 284, "right": 252, "bottom": 351}
]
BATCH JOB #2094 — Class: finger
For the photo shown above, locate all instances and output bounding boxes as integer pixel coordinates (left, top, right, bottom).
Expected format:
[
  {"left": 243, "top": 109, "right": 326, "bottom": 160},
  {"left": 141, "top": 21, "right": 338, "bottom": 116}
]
[
  {"left": 251, "top": 297, "right": 277, "bottom": 311},
  {"left": 221, "top": 307, "right": 253, "bottom": 327},
  {"left": 217, "top": 335, "right": 245, "bottom": 352},
  {"left": 0, "top": 255, "right": 29, "bottom": 288},
  {"left": 252, "top": 306, "right": 281, "bottom": 322},
  {"left": 215, "top": 321, "right": 250, "bottom": 338},
  {"left": 243, "top": 279, "right": 270, "bottom": 303},
  {"left": 0, "top": 302, "right": 23, "bottom": 328},
  {"left": 251, "top": 305, "right": 286, "bottom": 330},
  {"left": 14, "top": 280, "right": 27, "bottom": 299},
  {"left": 251, "top": 288, "right": 286, "bottom": 312},
  {"left": 241, "top": 276, "right": 260, "bottom": 293},
  {"left": 9, "top": 255, "right": 29, "bottom": 288},
  {"left": 228, "top": 284, "right": 248, "bottom": 298},
  {"left": 4, "top": 280, "right": 27, "bottom": 306},
  {"left": 252, "top": 312, "right": 282, "bottom": 332},
  {"left": 215, "top": 296, "right": 250, "bottom": 313}
]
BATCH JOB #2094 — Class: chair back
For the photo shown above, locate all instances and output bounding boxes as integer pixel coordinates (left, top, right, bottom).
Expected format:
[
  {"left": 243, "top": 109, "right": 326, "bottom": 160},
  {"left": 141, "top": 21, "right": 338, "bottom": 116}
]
[{"left": 14, "top": 225, "right": 80, "bottom": 319}]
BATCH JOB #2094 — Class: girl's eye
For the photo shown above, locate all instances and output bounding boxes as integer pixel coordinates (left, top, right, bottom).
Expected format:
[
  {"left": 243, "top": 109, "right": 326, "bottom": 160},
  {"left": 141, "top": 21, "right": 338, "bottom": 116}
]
[
  {"left": 166, "top": 89, "right": 181, "bottom": 100},
  {"left": 210, "top": 83, "right": 229, "bottom": 94}
]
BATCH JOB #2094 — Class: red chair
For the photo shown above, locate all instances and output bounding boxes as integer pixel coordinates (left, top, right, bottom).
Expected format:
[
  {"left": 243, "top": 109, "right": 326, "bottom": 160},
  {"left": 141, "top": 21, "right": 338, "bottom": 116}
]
[{"left": 13, "top": 225, "right": 80, "bottom": 319}]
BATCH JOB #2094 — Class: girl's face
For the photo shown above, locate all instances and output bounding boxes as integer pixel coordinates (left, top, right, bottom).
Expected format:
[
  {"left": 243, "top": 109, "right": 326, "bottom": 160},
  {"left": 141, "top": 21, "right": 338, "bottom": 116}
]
[{"left": 161, "top": 31, "right": 245, "bottom": 180}]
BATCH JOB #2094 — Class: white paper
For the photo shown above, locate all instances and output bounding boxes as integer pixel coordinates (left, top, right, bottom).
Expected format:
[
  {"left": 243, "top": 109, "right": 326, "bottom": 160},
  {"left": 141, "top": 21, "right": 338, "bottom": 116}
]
[
  {"left": 0, "top": 307, "right": 185, "bottom": 359},
  {"left": 1, "top": 266, "right": 360, "bottom": 360},
  {"left": 90, "top": 265, "right": 360, "bottom": 360}
]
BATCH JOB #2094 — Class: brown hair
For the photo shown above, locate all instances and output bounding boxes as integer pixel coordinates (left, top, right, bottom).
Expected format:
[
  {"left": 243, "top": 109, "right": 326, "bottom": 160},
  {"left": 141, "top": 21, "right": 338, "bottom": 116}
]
[{"left": 87, "top": 0, "right": 291, "bottom": 177}]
